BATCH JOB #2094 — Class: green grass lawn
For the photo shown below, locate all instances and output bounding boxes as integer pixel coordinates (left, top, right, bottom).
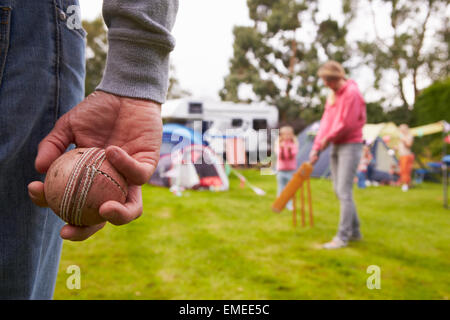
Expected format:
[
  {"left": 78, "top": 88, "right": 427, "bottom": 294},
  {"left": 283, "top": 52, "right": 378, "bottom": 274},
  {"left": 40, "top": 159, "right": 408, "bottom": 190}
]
[{"left": 54, "top": 170, "right": 450, "bottom": 299}]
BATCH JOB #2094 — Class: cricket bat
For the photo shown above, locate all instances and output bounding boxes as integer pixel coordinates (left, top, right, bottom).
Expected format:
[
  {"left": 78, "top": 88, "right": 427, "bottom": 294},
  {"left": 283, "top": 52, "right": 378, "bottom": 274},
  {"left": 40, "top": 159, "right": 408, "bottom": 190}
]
[{"left": 272, "top": 162, "right": 313, "bottom": 213}]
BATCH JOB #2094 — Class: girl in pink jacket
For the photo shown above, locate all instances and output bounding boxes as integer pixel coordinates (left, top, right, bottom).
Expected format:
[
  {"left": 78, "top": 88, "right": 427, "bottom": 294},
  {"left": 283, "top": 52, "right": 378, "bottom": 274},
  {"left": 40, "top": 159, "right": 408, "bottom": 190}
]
[
  {"left": 309, "top": 61, "right": 366, "bottom": 249},
  {"left": 276, "top": 126, "right": 299, "bottom": 210}
]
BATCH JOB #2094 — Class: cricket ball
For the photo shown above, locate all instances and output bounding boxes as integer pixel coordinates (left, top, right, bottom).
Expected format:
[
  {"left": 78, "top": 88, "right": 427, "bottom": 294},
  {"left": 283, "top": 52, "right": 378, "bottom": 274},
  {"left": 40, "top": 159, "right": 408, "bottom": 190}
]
[{"left": 44, "top": 147, "right": 128, "bottom": 226}]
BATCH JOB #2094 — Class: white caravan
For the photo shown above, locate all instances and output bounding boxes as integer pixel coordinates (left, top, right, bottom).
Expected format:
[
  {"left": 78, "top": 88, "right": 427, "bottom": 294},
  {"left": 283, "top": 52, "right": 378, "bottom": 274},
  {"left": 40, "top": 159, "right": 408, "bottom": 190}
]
[{"left": 161, "top": 98, "right": 279, "bottom": 160}]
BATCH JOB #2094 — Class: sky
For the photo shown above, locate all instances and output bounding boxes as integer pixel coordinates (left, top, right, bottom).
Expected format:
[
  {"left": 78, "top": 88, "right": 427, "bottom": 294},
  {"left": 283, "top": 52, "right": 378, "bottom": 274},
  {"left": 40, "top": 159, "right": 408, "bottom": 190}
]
[
  {"left": 79, "top": 0, "right": 444, "bottom": 106},
  {"left": 79, "top": 0, "right": 346, "bottom": 100},
  {"left": 80, "top": 0, "right": 254, "bottom": 99}
]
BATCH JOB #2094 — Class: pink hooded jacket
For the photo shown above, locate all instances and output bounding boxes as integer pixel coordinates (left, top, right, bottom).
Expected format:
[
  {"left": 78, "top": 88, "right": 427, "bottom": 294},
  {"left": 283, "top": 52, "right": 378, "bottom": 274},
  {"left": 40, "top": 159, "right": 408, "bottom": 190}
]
[
  {"left": 276, "top": 140, "right": 298, "bottom": 171},
  {"left": 312, "top": 79, "right": 366, "bottom": 151}
]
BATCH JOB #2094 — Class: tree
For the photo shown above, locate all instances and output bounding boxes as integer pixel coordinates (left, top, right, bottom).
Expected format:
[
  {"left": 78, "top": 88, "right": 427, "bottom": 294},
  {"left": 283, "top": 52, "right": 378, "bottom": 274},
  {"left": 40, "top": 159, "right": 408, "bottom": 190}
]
[
  {"left": 384, "top": 105, "right": 413, "bottom": 126},
  {"left": 366, "top": 102, "right": 388, "bottom": 124},
  {"left": 83, "top": 17, "right": 108, "bottom": 97},
  {"left": 412, "top": 78, "right": 450, "bottom": 126},
  {"left": 411, "top": 78, "right": 450, "bottom": 159},
  {"left": 220, "top": 0, "right": 353, "bottom": 130},
  {"left": 167, "top": 64, "right": 191, "bottom": 100},
  {"left": 355, "top": 0, "right": 449, "bottom": 109}
]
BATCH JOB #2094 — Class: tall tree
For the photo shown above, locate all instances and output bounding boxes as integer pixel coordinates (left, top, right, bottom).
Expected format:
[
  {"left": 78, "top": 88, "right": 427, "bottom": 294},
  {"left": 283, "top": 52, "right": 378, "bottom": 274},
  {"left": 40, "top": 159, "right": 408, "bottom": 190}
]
[
  {"left": 83, "top": 17, "right": 108, "bottom": 97},
  {"left": 413, "top": 77, "right": 450, "bottom": 126},
  {"left": 411, "top": 78, "right": 450, "bottom": 159},
  {"left": 356, "top": 0, "right": 449, "bottom": 109},
  {"left": 366, "top": 102, "right": 389, "bottom": 124},
  {"left": 220, "top": 0, "right": 353, "bottom": 130}
]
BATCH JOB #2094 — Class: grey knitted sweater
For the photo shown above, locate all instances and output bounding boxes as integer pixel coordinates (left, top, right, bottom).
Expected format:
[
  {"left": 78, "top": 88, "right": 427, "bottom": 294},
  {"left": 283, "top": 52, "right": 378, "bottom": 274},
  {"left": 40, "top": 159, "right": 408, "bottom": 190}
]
[{"left": 97, "top": 0, "right": 179, "bottom": 104}]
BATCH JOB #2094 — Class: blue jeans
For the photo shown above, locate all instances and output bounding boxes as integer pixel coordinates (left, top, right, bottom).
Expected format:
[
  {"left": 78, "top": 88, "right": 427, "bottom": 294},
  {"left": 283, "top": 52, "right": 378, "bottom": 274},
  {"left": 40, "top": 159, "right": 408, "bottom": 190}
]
[
  {"left": 0, "top": 0, "right": 85, "bottom": 299},
  {"left": 357, "top": 171, "right": 367, "bottom": 189},
  {"left": 276, "top": 170, "right": 295, "bottom": 210}
]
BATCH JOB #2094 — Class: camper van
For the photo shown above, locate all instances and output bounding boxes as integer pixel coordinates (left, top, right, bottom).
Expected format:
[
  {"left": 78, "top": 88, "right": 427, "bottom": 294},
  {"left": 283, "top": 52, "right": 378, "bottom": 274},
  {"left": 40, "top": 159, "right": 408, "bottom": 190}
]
[{"left": 161, "top": 98, "right": 279, "bottom": 162}]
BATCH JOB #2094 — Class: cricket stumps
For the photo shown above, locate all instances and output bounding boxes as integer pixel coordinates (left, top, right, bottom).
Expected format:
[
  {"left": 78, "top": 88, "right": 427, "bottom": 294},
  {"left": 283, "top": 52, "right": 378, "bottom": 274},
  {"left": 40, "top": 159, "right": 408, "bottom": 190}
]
[{"left": 272, "top": 162, "right": 314, "bottom": 227}]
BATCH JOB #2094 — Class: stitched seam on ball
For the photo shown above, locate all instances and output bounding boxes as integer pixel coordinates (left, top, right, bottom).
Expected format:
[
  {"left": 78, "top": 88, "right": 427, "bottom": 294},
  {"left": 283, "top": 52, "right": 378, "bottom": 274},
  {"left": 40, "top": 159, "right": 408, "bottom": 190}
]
[
  {"left": 69, "top": 148, "right": 102, "bottom": 225},
  {"left": 94, "top": 169, "right": 127, "bottom": 197},
  {"left": 75, "top": 166, "right": 94, "bottom": 225},
  {"left": 60, "top": 148, "right": 97, "bottom": 223},
  {"left": 67, "top": 148, "right": 100, "bottom": 225},
  {"left": 74, "top": 150, "right": 106, "bottom": 226},
  {"left": 78, "top": 150, "right": 106, "bottom": 225},
  {"left": 60, "top": 149, "right": 88, "bottom": 221},
  {"left": 75, "top": 152, "right": 105, "bottom": 225},
  {"left": 64, "top": 148, "right": 97, "bottom": 222}
]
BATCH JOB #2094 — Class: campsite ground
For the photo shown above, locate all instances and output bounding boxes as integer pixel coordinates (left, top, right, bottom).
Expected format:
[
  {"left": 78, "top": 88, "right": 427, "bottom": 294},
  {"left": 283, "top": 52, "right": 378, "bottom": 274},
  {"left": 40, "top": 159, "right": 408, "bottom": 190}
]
[{"left": 54, "top": 170, "right": 450, "bottom": 299}]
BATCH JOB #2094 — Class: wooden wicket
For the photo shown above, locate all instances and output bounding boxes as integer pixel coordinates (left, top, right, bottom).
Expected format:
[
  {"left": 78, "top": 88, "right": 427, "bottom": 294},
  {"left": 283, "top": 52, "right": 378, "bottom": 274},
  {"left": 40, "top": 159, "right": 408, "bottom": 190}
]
[{"left": 272, "top": 162, "right": 314, "bottom": 227}]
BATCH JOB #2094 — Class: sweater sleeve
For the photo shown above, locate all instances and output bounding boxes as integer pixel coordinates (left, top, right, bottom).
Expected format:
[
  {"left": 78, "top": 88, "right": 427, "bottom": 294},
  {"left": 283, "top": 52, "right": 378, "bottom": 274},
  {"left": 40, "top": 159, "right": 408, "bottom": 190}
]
[
  {"left": 97, "top": 0, "right": 179, "bottom": 104},
  {"left": 312, "top": 108, "right": 329, "bottom": 151}
]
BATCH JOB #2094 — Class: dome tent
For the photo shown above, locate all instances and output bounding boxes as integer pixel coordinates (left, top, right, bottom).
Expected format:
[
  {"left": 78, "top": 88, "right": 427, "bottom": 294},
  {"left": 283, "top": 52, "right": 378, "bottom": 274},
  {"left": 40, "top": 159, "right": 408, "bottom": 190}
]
[
  {"left": 160, "top": 123, "right": 206, "bottom": 156},
  {"left": 149, "top": 144, "right": 229, "bottom": 192},
  {"left": 296, "top": 121, "right": 332, "bottom": 178}
]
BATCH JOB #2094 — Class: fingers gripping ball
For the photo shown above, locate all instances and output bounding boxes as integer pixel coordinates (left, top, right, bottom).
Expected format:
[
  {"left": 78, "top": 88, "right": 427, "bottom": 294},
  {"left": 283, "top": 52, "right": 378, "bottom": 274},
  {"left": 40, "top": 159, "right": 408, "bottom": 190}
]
[{"left": 44, "top": 148, "right": 128, "bottom": 226}]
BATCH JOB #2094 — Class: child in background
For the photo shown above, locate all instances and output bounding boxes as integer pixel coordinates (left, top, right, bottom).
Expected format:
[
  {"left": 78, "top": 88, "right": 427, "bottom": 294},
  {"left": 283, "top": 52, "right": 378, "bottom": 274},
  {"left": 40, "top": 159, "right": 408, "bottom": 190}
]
[
  {"left": 356, "top": 144, "right": 372, "bottom": 189},
  {"left": 389, "top": 164, "right": 400, "bottom": 186},
  {"left": 398, "top": 124, "right": 414, "bottom": 192},
  {"left": 275, "top": 126, "right": 299, "bottom": 211}
]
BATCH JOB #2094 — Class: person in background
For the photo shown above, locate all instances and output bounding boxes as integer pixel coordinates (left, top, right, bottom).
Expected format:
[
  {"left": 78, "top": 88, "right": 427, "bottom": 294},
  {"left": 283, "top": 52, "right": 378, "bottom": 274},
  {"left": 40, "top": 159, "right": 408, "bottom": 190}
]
[
  {"left": 398, "top": 124, "right": 414, "bottom": 192},
  {"left": 389, "top": 164, "right": 401, "bottom": 186},
  {"left": 275, "top": 126, "right": 299, "bottom": 211},
  {"left": 309, "top": 61, "right": 366, "bottom": 249},
  {"left": 356, "top": 144, "right": 373, "bottom": 189},
  {"left": 365, "top": 155, "right": 377, "bottom": 187}
]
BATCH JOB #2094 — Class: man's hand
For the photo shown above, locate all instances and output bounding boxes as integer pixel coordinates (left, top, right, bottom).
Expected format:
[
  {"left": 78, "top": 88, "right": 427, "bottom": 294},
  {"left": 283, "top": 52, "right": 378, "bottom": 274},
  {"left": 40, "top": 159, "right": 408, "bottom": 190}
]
[{"left": 27, "top": 91, "right": 162, "bottom": 241}]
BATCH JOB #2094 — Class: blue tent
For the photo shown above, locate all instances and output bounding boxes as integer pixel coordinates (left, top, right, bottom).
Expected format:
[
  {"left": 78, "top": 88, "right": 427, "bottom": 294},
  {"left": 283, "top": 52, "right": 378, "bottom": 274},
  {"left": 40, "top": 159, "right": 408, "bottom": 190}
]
[
  {"left": 161, "top": 123, "right": 206, "bottom": 155},
  {"left": 296, "top": 121, "right": 331, "bottom": 178},
  {"left": 368, "top": 136, "right": 398, "bottom": 182},
  {"left": 297, "top": 121, "right": 398, "bottom": 182}
]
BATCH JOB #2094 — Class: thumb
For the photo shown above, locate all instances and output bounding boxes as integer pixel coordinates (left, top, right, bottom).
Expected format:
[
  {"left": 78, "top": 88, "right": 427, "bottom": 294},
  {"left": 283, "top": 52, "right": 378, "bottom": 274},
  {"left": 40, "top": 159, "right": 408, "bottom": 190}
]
[
  {"left": 35, "top": 114, "right": 74, "bottom": 173},
  {"left": 105, "top": 146, "right": 158, "bottom": 185}
]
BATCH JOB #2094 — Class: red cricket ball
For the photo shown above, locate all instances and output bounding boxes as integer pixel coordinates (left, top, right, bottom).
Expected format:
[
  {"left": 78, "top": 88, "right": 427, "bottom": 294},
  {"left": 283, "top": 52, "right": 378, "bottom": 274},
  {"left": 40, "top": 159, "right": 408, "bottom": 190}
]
[{"left": 44, "top": 147, "right": 128, "bottom": 226}]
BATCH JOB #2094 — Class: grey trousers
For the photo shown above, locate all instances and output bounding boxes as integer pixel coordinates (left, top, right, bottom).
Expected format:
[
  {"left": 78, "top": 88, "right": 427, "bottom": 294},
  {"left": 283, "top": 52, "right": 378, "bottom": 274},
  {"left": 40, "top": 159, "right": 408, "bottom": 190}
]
[{"left": 330, "top": 143, "right": 363, "bottom": 242}]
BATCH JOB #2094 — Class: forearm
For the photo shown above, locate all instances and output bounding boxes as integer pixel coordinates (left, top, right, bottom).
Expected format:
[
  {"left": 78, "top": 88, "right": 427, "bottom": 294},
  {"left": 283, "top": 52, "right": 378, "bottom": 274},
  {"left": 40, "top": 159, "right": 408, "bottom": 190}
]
[
  {"left": 97, "top": 0, "right": 179, "bottom": 103},
  {"left": 312, "top": 113, "right": 328, "bottom": 151},
  {"left": 402, "top": 137, "right": 413, "bottom": 148},
  {"left": 312, "top": 134, "right": 324, "bottom": 151}
]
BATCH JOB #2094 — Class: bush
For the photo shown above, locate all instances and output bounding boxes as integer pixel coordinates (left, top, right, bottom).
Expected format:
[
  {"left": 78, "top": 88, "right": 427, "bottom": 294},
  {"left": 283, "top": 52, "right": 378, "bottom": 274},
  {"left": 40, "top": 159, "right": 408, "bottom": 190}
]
[
  {"left": 413, "top": 78, "right": 450, "bottom": 126},
  {"left": 411, "top": 78, "right": 450, "bottom": 161}
]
